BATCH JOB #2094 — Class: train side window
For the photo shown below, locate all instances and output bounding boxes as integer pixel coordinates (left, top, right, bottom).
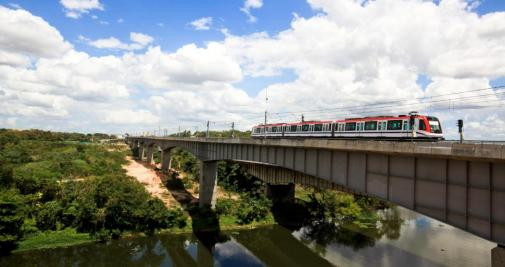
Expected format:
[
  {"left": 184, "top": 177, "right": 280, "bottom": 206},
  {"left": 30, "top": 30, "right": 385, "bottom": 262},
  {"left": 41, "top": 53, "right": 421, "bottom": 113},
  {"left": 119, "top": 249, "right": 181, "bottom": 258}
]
[
  {"left": 403, "top": 121, "right": 409, "bottom": 131},
  {"left": 314, "top": 124, "right": 323, "bottom": 131},
  {"left": 291, "top": 125, "right": 297, "bottom": 132},
  {"left": 419, "top": 120, "right": 426, "bottom": 131},
  {"left": 345, "top": 122, "right": 356, "bottom": 131},
  {"left": 302, "top": 124, "right": 309, "bottom": 131},
  {"left": 272, "top": 126, "right": 277, "bottom": 132},
  {"left": 387, "top": 120, "right": 402, "bottom": 130},
  {"left": 365, "top": 121, "right": 377, "bottom": 131}
]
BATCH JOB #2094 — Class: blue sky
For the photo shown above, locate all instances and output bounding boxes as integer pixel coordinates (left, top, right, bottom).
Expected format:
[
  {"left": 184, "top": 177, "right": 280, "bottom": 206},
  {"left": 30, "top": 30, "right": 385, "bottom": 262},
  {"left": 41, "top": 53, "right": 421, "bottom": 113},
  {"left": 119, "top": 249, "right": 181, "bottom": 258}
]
[
  {"left": 4, "top": 0, "right": 313, "bottom": 52},
  {"left": 3, "top": 0, "right": 504, "bottom": 96},
  {"left": 2, "top": 0, "right": 317, "bottom": 97}
]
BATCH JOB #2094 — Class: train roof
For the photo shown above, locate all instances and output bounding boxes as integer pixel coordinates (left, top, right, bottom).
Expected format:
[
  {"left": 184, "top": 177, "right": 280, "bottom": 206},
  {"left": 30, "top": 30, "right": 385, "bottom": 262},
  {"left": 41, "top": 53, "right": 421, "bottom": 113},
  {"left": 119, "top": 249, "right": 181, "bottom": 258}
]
[{"left": 253, "top": 114, "right": 430, "bottom": 127}]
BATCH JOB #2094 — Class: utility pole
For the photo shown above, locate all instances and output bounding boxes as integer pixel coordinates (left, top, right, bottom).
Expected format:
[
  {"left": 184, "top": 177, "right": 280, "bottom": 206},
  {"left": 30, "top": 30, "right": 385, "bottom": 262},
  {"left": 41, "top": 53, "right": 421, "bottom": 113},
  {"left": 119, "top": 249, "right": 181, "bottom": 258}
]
[
  {"left": 231, "top": 122, "right": 235, "bottom": 138},
  {"left": 301, "top": 114, "right": 304, "bottom": 122},
  {"left": 206, "top": 121, "right": 210, "bottom": 138},
  {"left": 457, "top": 119, "right": 464, "bottom": 144},
  {"left": 264, "top": 88, "right": 268, "bottom": 139},
  {"left": 178, "top": 125, "right": 181, "bottom": 137}
]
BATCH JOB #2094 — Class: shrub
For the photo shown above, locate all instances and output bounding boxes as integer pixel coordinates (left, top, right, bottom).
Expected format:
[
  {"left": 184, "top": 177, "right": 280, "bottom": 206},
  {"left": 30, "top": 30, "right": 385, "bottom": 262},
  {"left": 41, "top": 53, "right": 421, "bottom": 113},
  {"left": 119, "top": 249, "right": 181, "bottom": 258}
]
[
  {"left": 0, "top": 189, "right": 25, "bottom": 254},
  {"left": 217, "top": 162, "right": 264, "bottom": 195},
  {"left": 35, "top": 201, "right": 62, "bottom": 231},
  {"left": 215, "top": 198, "right": 235, "bottom": 216},
  {"left": 139, "top": 199, "right": 187, "bottom": 235},
  {"left": 235, "top": 193, "right": 272, "bottom": 225}
]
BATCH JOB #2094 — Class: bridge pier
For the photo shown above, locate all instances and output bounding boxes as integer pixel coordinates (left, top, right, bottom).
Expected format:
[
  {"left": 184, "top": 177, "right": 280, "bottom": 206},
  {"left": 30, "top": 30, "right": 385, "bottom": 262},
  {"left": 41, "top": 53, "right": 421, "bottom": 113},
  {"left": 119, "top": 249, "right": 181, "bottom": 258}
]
[
  {"left": 145, "top": 145, "right": 154, "bottom": 165},
  {"left": 493, "top": 245, "right": 505, "bottom": 267},
  {"left": 161, "top": 149, "right": 172, "bottom": 173},
  {"left": 199, "top": 161, "right": 218, "bottom": 208},
  {"left": 139, "top": 145, "right": 146, "bottom": 160},
  {"left": 265, "top": 183, "right": 295, "bottom": 204}
]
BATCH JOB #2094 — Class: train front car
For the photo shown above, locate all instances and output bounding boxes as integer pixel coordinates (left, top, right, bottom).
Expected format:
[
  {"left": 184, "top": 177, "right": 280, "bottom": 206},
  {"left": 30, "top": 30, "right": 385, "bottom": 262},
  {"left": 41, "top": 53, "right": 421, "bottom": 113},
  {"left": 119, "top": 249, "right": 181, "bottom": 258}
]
[{"left": 418, "top": 115, "right": 444, "bottom": 140}]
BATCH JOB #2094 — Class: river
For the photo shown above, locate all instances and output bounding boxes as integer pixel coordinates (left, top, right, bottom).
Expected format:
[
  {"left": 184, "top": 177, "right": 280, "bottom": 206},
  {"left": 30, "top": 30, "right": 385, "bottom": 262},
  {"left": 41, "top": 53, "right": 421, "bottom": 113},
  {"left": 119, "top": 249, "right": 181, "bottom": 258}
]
[{"left": 0, "top": 207, "right": 495, "bottom": 266}]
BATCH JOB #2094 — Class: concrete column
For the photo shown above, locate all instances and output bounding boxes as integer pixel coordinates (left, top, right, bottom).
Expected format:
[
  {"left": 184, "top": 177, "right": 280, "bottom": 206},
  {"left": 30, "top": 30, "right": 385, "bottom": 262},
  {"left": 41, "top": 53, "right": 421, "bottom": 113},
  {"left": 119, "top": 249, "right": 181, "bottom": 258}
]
[
  {"left": 199, "top": 161, "right": 218, "bottom": 208},
  {"left": 161, "top": 149, "right": 172, "bottom": 173},
  {"left": 265, "top": 183, "right": 295, "bottom": 204},
  {"left": 146, "top": 145, "right": 154, "bottom": 165},
  {"left": 139, "top": 145, "right": 146, "bottom": 160},
  {"left": 492, "top": 245, "right": 505, "bottom": 267}
]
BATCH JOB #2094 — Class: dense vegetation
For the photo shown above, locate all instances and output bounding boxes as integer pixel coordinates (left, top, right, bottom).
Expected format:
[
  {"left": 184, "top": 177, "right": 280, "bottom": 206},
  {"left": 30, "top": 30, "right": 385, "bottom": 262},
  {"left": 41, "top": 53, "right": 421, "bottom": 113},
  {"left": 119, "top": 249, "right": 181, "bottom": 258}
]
[
  {"left": 0, "top": 129, "right": 186, "bottom": 254},
  {"left": 166, "top": 147, "right": 272, "bottom": 225}
]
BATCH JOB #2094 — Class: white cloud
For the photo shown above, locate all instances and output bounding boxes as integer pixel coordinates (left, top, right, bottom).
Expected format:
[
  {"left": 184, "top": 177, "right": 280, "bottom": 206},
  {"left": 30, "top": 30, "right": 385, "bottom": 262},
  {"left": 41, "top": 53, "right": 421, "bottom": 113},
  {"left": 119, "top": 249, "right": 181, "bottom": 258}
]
[
  {"left": 130, "top": 32, "right": 153, "bottom": 46},
  {"left": 0, "top": 6, "right": 72, "bottom": 66},
  {"left": 190, "top": 17, "right": 213, "bottom": 30},
  {"left": 241, "top": 0, "right": 263, "bottom": 23},
  {"left": 60, "top": 0, "right": 103, "bottom": 19},
  {"left": 2, "top": 2, "right": 505, "bottom": 139},
  {"left": 117, "top": 18, "right": 123, "bottom": 23},
  {"left": 88, "top": 32, "right": 153, "bottom": 51},
  {"left": 8, "top": 3, "right": 21, "bottom": 9},
  {"left": 103, "top": 109, "right": 159, "bottom": 124}
]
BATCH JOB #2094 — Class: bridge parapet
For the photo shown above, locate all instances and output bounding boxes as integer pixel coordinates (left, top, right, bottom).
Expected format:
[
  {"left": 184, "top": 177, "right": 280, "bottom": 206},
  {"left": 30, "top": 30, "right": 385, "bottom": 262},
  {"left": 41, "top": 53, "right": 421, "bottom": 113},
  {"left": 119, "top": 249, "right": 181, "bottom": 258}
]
[{"left": 128, "top": 137, "right": 505, "bottom": 162}]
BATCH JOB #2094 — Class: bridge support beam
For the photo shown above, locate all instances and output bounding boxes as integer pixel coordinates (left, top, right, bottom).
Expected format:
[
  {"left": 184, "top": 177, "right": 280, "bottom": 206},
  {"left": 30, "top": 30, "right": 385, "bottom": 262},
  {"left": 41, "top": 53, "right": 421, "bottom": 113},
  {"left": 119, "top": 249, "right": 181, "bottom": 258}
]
[
  {"left": 493, "top": 245, "right": 505, "bottom": 267},
  {"left": 265, "top": 183, "right": 295, "bottom": 204},
  {"left": 199, "top": 161, "right": 218, "bottom": 208},
  {"left": 139, "top": 145, "right": 146, "bottom": 160},
  {"left": 161, "top": 149, "right": 172, "bottom": 173},
  {"left": 146, "top": 145, "right": 154, "bottom": 165}
]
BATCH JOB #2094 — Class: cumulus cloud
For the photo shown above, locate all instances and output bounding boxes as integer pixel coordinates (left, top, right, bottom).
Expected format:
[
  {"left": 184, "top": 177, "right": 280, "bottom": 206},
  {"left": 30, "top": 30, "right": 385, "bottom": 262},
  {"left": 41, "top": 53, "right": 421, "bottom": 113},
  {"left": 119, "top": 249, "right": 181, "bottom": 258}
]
[
  {"left": 103, "top": 109, "right": 159, "bottom": 124},
  {"left": 190, "top": 17, "right": 213, "bottom": 30},
  {"left": 0, "top": 6, "right": 72, "bottom": 66},
  {"left": 60, "top": 0, "right": 103, "bottom": 19},
  {"left": 2, "top": 2, "right": 505, "bottom": 139},
  {"left": 241, "top": 0, "right": 263, "bottom": 22},
  {"left": 87, "top": 32, "right": 153, "bottom": 51}
]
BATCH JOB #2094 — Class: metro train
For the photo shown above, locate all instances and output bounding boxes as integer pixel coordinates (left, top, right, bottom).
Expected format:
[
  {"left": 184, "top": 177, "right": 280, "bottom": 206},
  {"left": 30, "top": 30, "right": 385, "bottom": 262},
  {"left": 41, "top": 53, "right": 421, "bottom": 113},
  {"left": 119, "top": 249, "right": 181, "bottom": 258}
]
[{"left": 251, "top": 112, "right": 444, "bottom": 140}]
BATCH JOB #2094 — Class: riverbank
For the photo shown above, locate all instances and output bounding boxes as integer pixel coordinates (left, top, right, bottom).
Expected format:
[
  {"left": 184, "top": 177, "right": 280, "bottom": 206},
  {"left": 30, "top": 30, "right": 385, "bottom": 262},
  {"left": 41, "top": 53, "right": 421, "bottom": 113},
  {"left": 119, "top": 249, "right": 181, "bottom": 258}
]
[
  {"left": 14, "top": 217, "right": 276, "bottom": 253},
  {"left": 12, "top": 154, "right": 275, "bottom": 253}
]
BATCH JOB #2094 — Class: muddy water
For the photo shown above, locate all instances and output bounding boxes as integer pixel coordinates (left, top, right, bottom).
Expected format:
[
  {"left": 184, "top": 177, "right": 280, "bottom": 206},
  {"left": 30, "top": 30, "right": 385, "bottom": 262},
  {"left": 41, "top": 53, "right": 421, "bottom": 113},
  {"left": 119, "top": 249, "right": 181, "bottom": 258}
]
[{"left": 0, "top": 207, "right": 495, "bottom": 267}]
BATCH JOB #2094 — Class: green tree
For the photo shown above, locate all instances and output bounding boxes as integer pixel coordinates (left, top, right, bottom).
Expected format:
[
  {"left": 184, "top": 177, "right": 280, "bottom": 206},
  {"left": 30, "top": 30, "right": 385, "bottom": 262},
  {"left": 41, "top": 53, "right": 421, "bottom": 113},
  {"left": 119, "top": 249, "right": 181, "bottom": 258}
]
[
  {"left": 35, "top": 201, "right": 62, "bottom": 231},
  {"left": 0, "top": 189, "right": 25, "bottom": 254}
]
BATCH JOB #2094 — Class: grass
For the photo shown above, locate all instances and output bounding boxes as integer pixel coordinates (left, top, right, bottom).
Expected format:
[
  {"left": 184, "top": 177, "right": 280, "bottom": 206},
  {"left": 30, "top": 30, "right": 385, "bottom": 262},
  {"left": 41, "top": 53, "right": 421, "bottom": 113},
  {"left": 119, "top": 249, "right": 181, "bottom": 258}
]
[
  {"left": 15, "top": 228, "right": 95, "bottom": 252},
  {"left": 219, "top": 213, "right": 275, "bottom": 229},
  {"left": 295, "top": 185, "right": 313, "bottom": 202}
]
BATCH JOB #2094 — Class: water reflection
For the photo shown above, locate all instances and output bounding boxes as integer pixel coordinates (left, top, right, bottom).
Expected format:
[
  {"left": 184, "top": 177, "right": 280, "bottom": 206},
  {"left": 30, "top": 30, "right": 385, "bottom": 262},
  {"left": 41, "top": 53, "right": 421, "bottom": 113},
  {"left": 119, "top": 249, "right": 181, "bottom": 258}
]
[{"left": 0, "top": 207, "right": 495, "bottom": 267}]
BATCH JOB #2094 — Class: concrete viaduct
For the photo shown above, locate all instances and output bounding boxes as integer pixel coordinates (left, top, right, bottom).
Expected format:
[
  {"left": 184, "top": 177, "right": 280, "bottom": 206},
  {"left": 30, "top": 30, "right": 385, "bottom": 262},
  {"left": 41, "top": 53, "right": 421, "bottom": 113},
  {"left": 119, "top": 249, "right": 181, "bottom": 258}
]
[{"left": 126, "top": 136, "right": 505, "bottom": 259}]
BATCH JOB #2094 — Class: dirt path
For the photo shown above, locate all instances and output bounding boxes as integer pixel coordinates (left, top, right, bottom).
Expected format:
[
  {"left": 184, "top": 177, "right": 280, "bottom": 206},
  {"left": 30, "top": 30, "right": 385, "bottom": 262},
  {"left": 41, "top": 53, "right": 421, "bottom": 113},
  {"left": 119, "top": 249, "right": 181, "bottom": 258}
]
[{"left": 123, "top": 156, "right": 179, "bottom": 208}]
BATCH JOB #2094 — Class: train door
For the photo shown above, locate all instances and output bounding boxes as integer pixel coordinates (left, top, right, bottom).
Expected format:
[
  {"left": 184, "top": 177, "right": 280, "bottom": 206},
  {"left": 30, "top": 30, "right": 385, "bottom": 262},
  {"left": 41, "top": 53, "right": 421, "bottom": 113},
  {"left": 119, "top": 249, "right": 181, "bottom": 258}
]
[{"left": 403, "top": 120, "right": 409, "bottom": 138}]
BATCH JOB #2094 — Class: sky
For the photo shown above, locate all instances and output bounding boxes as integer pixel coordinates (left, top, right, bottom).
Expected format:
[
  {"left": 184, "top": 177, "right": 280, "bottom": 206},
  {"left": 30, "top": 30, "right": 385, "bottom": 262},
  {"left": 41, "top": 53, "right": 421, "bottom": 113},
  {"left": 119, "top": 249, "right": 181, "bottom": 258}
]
[{"left": 1, "top": 0, "right": 505, "bottom": 140}]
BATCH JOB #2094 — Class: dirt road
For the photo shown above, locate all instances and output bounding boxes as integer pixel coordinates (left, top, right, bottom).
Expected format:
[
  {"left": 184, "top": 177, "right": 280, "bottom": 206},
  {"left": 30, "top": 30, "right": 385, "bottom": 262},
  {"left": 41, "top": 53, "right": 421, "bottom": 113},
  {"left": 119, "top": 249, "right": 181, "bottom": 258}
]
[{"left": 123, "top": 156, "right": 179, "bottom": 208}]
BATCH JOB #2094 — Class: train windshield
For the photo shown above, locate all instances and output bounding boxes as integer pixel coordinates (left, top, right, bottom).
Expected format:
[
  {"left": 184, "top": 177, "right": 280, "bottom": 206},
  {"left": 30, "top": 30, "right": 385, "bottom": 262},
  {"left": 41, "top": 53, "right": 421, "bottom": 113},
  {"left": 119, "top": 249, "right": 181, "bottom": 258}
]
[{"left": 428, "top": 117, "right": 442, "bottom": 133}]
